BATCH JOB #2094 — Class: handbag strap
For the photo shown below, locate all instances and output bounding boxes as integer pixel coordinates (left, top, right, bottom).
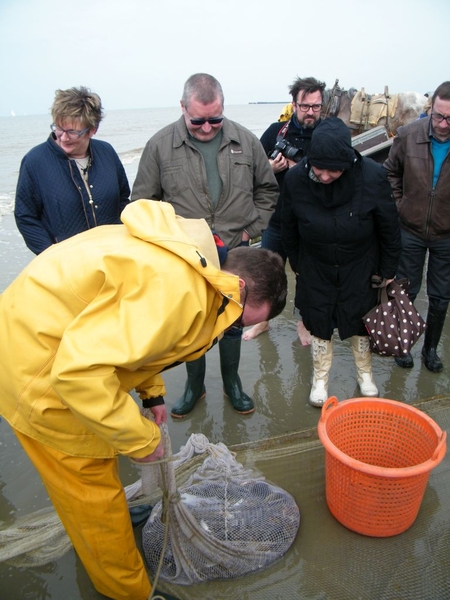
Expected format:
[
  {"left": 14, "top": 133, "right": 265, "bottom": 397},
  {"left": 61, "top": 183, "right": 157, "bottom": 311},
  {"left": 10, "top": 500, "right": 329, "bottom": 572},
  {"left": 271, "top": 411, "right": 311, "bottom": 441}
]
[
  {"left": 371, "top": 275, "right": 389, "bottom": 304},
  {"left": 370, "top": 276, "right": 410, "bottom": 304}
]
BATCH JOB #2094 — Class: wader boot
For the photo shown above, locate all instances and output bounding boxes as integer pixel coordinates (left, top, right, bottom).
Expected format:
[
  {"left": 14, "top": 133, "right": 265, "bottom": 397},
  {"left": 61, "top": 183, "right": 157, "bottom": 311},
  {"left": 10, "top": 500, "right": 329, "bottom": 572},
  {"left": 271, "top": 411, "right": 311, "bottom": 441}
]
[
  {"left": 421, "top": 305, "right": 447, "bottom": 372},
  {"left": 394, "top": 351, "right": 414, "bottom": 369},
  {"left": 219, "top": 331, "right": 255, "bottom": 414},
  {"left": 171, "top": 356, "right": 206, "bottom": 418},
  {"left": 351, "top": 336, "right": 379, "bottom": 397},
  {"left": 309, "top": 336, "right": 333, "bottom": 407}
]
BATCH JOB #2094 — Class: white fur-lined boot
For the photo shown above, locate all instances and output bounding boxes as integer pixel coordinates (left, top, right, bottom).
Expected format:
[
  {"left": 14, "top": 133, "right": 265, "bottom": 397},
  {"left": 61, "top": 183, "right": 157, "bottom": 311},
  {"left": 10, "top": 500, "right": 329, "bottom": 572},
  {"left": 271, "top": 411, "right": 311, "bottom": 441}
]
[
  {"left": 351, "top": 336, "right": 379, "bottom": 397},
  {"left": 309, "top": 336, "right": 333, "bottom": 407}
]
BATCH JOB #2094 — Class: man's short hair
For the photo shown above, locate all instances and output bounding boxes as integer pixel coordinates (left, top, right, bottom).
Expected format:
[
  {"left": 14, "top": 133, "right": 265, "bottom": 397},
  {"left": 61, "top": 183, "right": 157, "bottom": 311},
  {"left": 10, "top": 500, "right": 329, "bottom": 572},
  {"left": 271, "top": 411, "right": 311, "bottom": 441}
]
[
  {"left": 182, "top": 73, "right": 225, "bottom": 108},
  {"left": 432, "top": 81, "right": 450, "bottom": 104},
  {"left": 222, "top": 247, "right": 287, "bottom": 320},
  {"left": 51, "top": 86, "right": 103, "bottom": 129},
  {"left": 289, "top": 77, "right": 326, "bottom": 102}
]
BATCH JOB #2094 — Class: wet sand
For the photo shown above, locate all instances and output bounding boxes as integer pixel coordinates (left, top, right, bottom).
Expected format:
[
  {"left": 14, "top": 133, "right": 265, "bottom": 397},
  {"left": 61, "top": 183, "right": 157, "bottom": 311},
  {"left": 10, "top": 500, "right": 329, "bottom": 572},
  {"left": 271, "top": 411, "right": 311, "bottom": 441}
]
[{"left": 1, "top": 214, "right": 449, "bottom": 598}]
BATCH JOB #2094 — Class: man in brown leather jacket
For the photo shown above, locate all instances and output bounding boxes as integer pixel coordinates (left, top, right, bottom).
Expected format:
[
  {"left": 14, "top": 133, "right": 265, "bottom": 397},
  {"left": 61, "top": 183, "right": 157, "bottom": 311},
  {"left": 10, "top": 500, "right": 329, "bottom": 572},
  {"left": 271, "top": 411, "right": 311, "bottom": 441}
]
[{"left": 384, "top": 80, "right": 450, "bottom": 372}]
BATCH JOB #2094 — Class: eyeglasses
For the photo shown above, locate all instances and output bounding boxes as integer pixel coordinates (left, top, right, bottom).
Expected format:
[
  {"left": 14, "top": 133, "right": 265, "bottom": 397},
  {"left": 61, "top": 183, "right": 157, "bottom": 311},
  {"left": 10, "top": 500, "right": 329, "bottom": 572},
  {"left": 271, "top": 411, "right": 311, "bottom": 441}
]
[
  {"left": 189, "top": 116, "right": 224, "bottom": 126},
  {"left": 185, "top": 109, "right": 224, "bottom": 127},
  {"left": 296, "top": 103, "right": 322, "bottom": 113},
  {"left": 232, "top": 284, "right": 248, "bottom": 330},
  {"left": 51, "top": 123, "right": 91, "bottom": 139},
  {"left": 431, "top": 113, "right": 450, "bottom": 126}
]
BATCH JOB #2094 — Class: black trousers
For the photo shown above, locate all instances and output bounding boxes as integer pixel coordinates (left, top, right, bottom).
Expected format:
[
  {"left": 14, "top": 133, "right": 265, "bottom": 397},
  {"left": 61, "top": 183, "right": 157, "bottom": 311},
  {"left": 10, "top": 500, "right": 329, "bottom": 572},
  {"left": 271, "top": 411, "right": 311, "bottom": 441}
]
[{"left": 397, "top": 229, "right": 450, "bottom": 312}]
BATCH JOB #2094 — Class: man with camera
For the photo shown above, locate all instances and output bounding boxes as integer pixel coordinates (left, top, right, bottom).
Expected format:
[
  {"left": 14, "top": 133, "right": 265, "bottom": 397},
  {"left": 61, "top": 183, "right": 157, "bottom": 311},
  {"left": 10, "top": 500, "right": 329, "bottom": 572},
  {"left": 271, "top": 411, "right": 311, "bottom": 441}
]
[{"left": 243, "top": 76, "right": 326, "bottom": 343}]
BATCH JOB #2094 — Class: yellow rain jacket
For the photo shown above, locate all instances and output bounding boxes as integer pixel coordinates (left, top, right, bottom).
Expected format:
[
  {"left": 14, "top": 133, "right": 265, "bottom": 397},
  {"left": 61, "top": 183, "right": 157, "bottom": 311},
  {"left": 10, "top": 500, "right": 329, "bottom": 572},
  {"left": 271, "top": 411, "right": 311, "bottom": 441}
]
[{"left": 0, "top": 201, "right": 242, "bottom": 459}]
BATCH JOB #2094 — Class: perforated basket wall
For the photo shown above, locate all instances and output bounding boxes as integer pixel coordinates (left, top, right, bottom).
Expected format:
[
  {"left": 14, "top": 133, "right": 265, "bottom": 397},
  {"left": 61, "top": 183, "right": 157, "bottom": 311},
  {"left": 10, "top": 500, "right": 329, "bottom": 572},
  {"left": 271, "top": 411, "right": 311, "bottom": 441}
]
[{"left": 318, "top": 397, "right": 447, "bottom": 537}]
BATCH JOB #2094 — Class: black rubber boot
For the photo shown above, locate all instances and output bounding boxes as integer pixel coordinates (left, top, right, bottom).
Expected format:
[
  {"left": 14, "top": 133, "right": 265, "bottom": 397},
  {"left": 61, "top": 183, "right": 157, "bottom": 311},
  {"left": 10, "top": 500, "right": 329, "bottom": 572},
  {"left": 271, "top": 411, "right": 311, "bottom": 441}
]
[
  {"left": 421, "top": 307, "right": 447, "bottom": 372},
  {"left": 394, "top": 352, "right": 414, "bottom": 368},
  {"left": 171, "top": 356, "right": 206, "bottom": 418},
  {"left": 219, "top": 331, "right": 255, "bottom": 414},
  {"left": 129, "top": 504, "right": 153, "bottom": 527}
]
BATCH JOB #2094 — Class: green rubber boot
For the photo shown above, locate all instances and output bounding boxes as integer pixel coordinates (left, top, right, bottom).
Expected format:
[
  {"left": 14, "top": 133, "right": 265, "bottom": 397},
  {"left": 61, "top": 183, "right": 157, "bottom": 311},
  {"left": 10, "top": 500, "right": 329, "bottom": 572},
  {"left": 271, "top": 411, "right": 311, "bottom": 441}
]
[
  {"left": 171, "top": 356, "right": 206, "bottom": 418},
  {"left": 219, "top": 334, "right": 255, "bottom": 414}
]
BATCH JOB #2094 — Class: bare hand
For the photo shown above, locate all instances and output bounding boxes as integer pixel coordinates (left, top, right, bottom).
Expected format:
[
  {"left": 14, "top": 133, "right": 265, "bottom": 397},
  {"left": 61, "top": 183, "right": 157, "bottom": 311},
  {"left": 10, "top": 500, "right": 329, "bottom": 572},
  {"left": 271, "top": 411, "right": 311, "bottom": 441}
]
[
  {"left": 150, "top": 405, "right": 167, "bottom": 425},
  {"left": 269, "top": 154, "right": 288, "bottom": 174},
  {"left": 241, "top": 229, "right": 250, "bottom": 243},
  {"left": 285, "top": 158, "right": 297, "bottom": 169},
  {"left": 132, "top": 438, "right": 164, "bottom": 463}
]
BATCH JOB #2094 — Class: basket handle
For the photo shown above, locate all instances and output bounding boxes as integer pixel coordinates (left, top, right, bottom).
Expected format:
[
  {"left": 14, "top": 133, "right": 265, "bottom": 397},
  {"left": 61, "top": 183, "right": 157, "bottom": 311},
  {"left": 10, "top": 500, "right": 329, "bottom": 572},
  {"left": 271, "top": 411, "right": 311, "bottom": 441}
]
[
  {"left": 319, "top": 396, "right": 339, "bottom": 423},
  {"left": 431, "top": 430, "right": 447, "bottom": 462}
]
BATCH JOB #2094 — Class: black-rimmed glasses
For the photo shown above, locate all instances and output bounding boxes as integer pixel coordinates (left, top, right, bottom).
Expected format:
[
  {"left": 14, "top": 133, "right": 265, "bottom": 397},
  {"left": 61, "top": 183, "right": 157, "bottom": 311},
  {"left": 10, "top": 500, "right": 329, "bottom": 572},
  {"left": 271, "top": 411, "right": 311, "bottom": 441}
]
[
  {"left": 296, "top": 103, "right": 322, "bottom": 113},
  {"left": 431, "top": 113, "right": 450, "bottom": 126},
  {"left": 51, "top": 123, "right": 91, "bottom": 139}
]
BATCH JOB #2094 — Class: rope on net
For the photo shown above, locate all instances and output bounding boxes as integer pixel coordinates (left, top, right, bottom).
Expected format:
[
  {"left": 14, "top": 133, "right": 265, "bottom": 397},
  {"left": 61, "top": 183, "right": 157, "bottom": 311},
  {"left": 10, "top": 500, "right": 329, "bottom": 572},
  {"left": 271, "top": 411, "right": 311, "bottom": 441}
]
[
  {"left": 1, "top": 411, "right": 300, "bottom": 593},
  {"left": 0, "top": 421, "right": 249, "bottom": 568}
]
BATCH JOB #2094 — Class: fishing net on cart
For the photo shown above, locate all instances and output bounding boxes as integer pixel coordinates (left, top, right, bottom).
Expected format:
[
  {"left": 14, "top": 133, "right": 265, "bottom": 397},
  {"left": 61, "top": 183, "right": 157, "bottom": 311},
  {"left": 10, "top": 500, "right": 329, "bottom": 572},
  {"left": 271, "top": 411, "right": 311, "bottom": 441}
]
[{"left": 138, "top": 419, "right": 300, "bottom": 585}]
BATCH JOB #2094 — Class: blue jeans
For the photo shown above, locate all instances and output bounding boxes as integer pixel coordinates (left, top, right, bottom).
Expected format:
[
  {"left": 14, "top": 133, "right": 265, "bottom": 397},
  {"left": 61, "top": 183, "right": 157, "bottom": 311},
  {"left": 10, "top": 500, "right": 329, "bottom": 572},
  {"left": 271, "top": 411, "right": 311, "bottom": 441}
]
[
  {"left": 397, "top": 229, "right": 450, "bottom": 312},
  {"left": 261, "top": 224, "right": 287, "bottom": 263}
]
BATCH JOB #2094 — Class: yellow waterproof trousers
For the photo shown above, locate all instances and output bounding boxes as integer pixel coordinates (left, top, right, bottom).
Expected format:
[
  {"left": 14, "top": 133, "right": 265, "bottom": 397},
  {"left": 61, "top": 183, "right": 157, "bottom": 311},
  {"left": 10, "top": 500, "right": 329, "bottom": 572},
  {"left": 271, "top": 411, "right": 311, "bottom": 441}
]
[{"left": 14, "top": 429, "right": 151, "bottom": 600}]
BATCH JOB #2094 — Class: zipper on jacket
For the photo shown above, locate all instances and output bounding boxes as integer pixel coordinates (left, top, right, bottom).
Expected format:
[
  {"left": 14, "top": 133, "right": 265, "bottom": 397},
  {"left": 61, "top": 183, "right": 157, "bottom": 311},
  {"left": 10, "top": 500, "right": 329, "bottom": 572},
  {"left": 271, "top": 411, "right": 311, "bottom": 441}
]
[
  {"left": 187, "top": 140, "right": 217, "bottom": 230},
  {"left": 68, "top": 159, "right": 98, "bottom": 228},
  {"left": 426, "top": 150, "right": 450, "bottom": 238},
  {"left": 425, "top": 189, "right": 435, "bottom": 239}
]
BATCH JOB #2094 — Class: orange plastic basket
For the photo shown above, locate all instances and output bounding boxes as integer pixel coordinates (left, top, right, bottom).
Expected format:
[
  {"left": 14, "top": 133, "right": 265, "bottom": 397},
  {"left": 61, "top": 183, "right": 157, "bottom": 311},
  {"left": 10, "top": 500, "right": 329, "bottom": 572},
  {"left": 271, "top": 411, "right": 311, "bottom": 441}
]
[{"left": 318, "top": 396, "right": 447, "bottom": 537}]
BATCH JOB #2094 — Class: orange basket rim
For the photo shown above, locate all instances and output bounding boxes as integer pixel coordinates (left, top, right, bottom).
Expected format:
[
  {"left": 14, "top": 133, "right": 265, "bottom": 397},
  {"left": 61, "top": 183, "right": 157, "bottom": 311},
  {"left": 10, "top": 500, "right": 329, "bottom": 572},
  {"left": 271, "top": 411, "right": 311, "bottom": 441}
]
[{"left": 318, "top": 396, "right": 447, "bottom": 478}]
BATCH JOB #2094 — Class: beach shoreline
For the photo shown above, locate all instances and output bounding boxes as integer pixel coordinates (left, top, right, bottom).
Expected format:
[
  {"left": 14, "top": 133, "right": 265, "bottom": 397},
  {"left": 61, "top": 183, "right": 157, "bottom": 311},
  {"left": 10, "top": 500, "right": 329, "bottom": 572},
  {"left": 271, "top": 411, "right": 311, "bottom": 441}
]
[{"left": 0, "top": 213, "right": 34, "bottom": 292}]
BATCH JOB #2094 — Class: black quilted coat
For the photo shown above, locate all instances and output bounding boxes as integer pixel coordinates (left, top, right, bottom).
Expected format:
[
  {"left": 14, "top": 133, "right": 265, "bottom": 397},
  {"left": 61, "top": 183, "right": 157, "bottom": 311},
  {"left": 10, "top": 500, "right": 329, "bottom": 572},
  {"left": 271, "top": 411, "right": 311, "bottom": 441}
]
[{"left": 282, "top": 119, "right": 402, "bottom": 341}]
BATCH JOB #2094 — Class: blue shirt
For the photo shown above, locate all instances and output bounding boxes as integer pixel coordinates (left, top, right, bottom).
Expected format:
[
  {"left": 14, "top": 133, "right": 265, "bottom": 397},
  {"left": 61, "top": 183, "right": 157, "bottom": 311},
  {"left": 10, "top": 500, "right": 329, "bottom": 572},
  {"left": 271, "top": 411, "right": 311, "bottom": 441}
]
[{"left": 431, "top": 136, "right": 450, "bottom": 188}]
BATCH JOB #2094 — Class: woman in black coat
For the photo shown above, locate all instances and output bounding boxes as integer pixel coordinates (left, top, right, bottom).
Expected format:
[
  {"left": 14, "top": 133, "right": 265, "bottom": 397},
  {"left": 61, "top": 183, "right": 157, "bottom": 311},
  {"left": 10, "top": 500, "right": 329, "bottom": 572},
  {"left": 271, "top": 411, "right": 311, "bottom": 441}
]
[{"left": 282, "top": 118, "right": 401, "bottom": 406}]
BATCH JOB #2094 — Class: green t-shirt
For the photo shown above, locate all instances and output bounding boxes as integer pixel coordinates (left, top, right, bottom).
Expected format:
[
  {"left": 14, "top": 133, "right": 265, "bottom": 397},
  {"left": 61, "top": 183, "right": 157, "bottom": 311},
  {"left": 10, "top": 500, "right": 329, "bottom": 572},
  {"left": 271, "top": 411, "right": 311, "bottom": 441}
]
[{"left": 190, "top": 131, "right": 223, "bottom": 208}]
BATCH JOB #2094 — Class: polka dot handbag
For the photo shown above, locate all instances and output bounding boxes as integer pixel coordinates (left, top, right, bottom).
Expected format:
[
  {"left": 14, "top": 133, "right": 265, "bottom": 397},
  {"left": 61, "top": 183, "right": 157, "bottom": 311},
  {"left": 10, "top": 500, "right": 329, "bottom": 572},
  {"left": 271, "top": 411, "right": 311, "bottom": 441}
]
[{"left": 363, "top": 278, "right": 426, "bottom": 358}]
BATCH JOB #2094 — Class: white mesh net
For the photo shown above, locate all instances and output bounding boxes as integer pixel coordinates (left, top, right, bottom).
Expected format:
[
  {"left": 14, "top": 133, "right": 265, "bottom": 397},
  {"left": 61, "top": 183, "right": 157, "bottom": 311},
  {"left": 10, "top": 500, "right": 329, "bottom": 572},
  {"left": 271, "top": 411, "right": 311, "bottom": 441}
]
[{"left": 141, "top": 425, "right": 300, "bottom": 585}]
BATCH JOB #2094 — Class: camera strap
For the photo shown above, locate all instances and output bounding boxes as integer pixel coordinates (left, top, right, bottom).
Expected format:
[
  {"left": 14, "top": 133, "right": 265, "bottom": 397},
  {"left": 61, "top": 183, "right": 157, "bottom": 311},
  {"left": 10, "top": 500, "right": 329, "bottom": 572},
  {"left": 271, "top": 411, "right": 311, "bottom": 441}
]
[{"left": 275, "top": 120, "right": 291, "bottom": 146}]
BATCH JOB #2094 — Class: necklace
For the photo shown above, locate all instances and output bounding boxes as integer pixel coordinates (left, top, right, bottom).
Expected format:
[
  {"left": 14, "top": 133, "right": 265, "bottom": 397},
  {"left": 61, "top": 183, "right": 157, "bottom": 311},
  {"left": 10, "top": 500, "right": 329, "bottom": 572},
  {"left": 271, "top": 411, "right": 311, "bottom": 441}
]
[{"left": 74, "top": 157, "right": 90, "bottom": 176}]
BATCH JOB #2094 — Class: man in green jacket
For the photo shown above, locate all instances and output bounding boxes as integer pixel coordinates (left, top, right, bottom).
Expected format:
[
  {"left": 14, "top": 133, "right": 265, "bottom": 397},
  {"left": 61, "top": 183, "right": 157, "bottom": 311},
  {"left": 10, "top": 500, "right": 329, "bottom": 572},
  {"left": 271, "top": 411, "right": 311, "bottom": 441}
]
[
  {"left": 0, "top": 200, "right": 287, "bottom": 600},
  {"left": 132, "top": 73, "right": 279, "bottom": 418}
]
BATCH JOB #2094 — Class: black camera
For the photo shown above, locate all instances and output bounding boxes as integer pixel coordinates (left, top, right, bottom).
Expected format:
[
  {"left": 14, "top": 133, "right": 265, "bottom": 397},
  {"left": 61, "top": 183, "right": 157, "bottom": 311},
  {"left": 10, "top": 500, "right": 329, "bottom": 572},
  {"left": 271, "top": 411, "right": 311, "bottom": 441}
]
[{"left": 270, "top": 140, "right": 302, "bottom": 162}]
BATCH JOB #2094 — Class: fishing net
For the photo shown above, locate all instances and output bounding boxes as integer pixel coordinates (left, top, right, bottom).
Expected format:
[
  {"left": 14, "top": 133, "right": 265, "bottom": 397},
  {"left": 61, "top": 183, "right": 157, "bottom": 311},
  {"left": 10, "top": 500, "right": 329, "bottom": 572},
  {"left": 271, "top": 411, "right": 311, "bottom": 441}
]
[
  {"left": 0, "top": 413, "right": 300, "bottom": 584},
  {"left": 1, "top": 397, "right": 450, "bottom": 600},
  {"left": 0, "top": 506, "right": 72, "bottom": 567},
  {"left": 140, "top": 423, "right": 300, "bottom": 585}
]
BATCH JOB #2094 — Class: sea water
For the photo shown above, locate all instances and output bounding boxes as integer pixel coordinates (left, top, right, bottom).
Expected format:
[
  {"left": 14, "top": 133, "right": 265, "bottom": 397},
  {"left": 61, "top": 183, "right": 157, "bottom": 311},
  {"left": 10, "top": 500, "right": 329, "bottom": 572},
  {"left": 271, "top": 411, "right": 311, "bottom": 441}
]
[{"left": 0, "top": 103, "right": 285, "bottom": 220}]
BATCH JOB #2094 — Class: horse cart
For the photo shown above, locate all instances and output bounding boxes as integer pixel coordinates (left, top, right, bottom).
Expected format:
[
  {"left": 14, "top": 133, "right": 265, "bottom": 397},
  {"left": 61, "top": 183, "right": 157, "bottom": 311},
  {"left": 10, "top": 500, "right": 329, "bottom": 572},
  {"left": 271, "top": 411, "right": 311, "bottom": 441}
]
[
  {"left": 350, "top": 126, "right": 393, "bottom": 164},
  {"left": 323, "top": 79, "right": 428, "bottom": 164}
]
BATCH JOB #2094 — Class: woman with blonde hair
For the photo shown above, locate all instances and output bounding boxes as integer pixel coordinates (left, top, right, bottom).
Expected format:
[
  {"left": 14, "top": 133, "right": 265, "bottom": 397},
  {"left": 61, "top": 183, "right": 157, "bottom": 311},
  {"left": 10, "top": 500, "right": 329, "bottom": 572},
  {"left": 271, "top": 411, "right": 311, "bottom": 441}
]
[{"left": 15, "top": 86, "right": 130, "bottom": 254}]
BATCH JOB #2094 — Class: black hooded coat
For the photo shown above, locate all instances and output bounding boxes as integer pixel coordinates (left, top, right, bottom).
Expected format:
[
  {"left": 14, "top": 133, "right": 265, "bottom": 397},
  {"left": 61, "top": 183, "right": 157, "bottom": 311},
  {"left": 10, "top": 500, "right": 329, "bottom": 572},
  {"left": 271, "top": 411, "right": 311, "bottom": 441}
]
[{"left": 281, "top": 118, "right": 402, "bottom": 341}]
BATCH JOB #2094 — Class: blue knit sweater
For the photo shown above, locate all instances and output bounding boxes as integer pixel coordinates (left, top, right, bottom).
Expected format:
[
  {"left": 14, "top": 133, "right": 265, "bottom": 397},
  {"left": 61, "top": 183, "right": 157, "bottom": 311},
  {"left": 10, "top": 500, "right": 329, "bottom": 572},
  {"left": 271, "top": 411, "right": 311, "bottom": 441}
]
[{"left": 14, "top": 134, "right": 130, "bottom": 254}]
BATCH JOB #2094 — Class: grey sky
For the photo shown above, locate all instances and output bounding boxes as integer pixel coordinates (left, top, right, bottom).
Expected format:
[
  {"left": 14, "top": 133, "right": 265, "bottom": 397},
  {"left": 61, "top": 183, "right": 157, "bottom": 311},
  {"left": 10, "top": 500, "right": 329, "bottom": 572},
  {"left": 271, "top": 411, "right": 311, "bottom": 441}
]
[{"left": 0, "top": 0, "right": 447, "bottom": 117}]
